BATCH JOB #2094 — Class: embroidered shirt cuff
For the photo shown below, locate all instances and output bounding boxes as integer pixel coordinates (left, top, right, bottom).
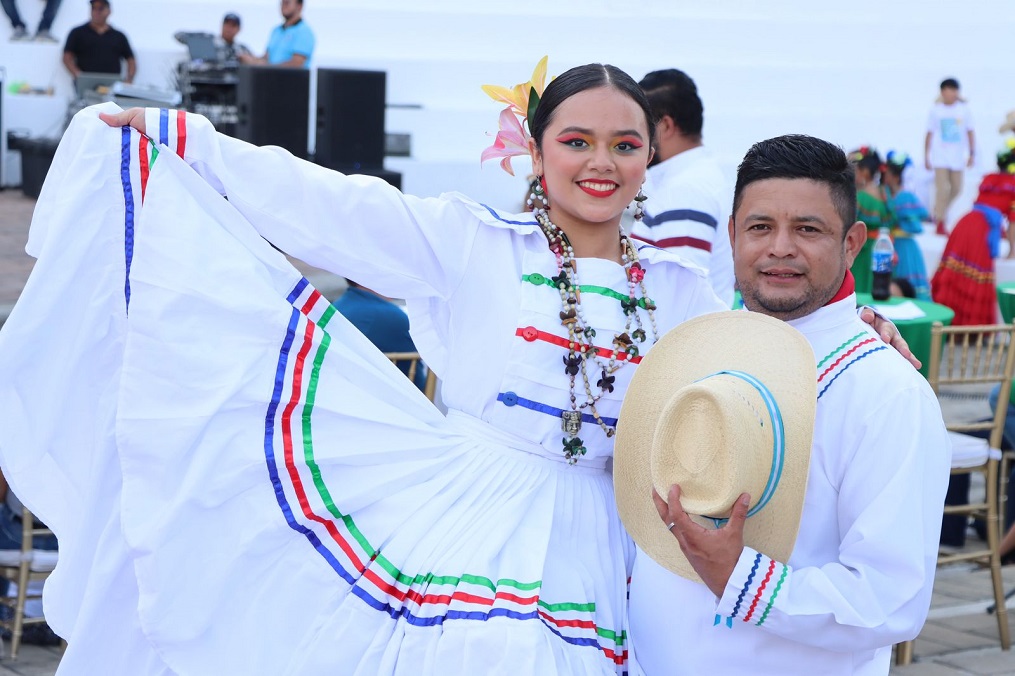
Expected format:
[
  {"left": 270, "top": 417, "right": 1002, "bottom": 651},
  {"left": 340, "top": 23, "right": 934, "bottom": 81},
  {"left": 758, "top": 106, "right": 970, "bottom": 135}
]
[{"left": 713, "top": 547, "right": 790, "bottom": 629}]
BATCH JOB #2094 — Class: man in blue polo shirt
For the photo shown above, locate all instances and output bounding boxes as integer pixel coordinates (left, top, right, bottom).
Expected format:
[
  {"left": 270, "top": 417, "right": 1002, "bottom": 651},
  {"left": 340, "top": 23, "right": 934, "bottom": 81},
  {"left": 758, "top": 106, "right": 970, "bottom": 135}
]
[{"left": 239, "top": 0, "right": 314, "bottom": 69}]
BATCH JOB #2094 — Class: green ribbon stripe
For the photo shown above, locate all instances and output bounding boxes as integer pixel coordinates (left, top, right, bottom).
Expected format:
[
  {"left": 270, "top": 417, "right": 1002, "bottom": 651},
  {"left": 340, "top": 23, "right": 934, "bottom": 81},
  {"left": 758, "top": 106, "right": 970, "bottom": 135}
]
[
  {"left": 294, "top": 305, "right": 625, "bottom": 644},
  {"left": 755, "top": 565, "right": 788, "bottom": 627},
  {"left": 816, "top": 331, "right": 867, "bottom": 370},
  {"left": 522, "top": 273, "right": 649, "bottom": 309}
]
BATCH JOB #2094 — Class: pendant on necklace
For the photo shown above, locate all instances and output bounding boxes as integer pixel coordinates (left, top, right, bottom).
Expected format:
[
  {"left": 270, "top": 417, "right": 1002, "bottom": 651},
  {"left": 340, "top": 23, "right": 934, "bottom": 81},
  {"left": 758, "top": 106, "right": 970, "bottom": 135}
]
[
  {"left": 562, "top": 436, "right": 587, "bottom": 464},
  {"left": 561, "top": 410, "right": 583, "bottom": 436}
]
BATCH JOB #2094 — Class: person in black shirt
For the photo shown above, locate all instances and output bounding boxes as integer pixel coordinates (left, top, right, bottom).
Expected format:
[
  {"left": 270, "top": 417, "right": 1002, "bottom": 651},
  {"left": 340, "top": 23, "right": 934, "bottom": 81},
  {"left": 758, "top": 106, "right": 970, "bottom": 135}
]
[{"left": 63, "top": 0, "right": 135, "bottom": 82}]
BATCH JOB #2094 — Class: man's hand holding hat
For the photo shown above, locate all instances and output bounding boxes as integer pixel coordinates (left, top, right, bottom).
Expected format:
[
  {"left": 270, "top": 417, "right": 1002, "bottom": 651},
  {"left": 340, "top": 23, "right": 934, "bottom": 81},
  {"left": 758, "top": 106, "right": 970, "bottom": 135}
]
[
  {"left": 654, "top": 485, "right": 750, "bottom": 597},
  {"left": 614, "top": 311, "right": 816, "bottom": 585}
]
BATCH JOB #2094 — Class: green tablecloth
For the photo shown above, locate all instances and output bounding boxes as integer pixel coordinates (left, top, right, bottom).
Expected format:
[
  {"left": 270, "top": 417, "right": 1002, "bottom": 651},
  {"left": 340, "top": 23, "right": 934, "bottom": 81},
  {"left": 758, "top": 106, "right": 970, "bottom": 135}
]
[
  {"left": 856, "top": 293, "right": 955, "bottom": 377},
  {"left": 998, "top": 282, "right": 1015, "bottom": 324}
]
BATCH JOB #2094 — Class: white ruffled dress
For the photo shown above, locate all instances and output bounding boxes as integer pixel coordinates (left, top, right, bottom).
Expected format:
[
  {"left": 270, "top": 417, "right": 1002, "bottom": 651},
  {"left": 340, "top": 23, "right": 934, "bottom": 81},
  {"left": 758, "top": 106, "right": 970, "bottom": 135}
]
[{"left": 0, "top": 105, "right": 723, "bottom": 675}]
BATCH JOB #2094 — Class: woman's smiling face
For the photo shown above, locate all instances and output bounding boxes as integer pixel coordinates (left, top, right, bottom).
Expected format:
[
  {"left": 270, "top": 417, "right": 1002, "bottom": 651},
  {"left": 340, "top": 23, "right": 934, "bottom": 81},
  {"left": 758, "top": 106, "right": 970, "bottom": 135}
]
[{"left": 530, "top": 86, "right": 653, "bottom": 233}]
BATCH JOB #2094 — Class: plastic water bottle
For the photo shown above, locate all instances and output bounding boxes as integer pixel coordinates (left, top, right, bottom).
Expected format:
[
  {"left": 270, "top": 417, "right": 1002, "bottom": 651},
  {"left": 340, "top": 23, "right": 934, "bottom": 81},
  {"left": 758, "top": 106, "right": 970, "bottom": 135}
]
[{"left": 871, "top": 227, "right": 894, "bottom": 301}]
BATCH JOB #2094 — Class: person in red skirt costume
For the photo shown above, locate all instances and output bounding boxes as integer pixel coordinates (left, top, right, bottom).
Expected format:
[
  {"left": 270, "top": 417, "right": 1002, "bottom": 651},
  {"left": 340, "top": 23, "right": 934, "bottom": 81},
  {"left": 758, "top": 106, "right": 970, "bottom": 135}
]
[{"left": 932, "top": 144, "right": 1015, "bottom": 325}]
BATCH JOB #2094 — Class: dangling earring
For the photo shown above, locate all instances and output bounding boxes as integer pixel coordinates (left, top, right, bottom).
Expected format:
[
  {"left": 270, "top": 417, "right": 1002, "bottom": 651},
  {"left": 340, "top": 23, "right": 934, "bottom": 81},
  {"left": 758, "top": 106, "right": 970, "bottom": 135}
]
[
  {"left": 633, "top": 185, "right": 648, "bottom": 221},
  {"left": 528, "top": 176, "right": 549, "bottom": 214}
]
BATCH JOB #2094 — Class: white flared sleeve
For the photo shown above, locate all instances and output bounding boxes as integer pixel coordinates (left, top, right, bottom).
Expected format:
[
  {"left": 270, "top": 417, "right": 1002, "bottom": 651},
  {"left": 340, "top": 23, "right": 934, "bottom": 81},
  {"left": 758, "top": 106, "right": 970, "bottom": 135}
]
[
  {"left": 141, "top": 108, "right": 478, "bottom": 302},
  {"left": 713, "top": 385, "right": 950, "bottom": 651}
]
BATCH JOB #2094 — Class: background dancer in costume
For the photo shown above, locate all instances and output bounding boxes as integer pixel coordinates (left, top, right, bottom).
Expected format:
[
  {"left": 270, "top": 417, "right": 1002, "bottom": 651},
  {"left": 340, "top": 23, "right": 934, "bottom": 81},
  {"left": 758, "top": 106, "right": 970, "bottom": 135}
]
[
  {"left": 932, "top": 144, "right": 1015, "bottom": 326},
  {"left": 0, "top": 61, "right": 914, "bottom": 674},
  {"left": 882, "top": 150, "right": 932, "bottom": 300},
  {"left": 626, "top": 134, "right": 949, "bottom": 675},
  {"left": 849, "top": 146, "right": 893, "bottom": 295}
]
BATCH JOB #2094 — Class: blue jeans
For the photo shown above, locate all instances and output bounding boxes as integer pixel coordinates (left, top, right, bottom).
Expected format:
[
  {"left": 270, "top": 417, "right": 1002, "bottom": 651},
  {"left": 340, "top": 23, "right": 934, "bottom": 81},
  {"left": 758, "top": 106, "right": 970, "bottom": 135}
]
[
  {"left": 988, "top": 384, "right": 1015, "bottom": 451},
  {"left": 1, "top": 0, "right": 61, "bottom": 31},
  {"left": 0, "top": 501, "right": 57, "bottom": 551}
]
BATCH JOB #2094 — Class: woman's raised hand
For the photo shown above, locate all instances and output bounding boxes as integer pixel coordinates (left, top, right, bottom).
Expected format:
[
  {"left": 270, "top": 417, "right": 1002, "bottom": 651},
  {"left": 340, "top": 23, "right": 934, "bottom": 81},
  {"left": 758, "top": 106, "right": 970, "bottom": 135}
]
[{"left": 98, "top": 107, "right": 147, "bottom": 135}]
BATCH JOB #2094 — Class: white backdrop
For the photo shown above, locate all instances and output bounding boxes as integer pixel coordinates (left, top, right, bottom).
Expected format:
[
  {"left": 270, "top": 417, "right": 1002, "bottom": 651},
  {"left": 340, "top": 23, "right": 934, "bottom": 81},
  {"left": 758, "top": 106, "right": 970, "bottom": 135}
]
[{"left": 1, "top": 0, "right": 1014, "bottom": 213}]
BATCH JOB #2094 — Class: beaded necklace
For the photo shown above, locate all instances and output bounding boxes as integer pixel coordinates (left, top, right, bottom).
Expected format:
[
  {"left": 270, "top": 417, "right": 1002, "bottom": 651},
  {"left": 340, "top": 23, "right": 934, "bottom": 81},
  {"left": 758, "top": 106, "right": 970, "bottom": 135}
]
[{"left": 535, "top": 211, "right": 659, "bottom": 464}]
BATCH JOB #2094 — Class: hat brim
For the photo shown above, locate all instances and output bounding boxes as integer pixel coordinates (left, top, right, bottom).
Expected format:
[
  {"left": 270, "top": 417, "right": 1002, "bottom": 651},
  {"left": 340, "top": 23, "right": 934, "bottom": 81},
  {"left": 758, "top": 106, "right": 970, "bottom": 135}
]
[{"left": 614, "top": 311, "right": 816, "bottom": 582}]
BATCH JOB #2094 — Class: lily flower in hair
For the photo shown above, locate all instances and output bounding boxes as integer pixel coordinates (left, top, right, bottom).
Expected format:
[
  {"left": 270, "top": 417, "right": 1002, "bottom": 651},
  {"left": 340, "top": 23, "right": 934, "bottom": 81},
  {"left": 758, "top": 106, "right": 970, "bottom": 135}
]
[
  {"left": 481, "top": 55, "right": 549, "bottom": 124},
  {"left": 481, "top": 107, "right": 530, "bottom": 176}
]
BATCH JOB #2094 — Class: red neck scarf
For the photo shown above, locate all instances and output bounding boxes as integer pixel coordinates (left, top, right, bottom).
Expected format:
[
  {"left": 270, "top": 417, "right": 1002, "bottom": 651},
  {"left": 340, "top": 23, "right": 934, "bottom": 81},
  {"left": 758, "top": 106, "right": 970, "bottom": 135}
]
[{"left": 825, "top": 270, "right": 855, "bottom": 306}]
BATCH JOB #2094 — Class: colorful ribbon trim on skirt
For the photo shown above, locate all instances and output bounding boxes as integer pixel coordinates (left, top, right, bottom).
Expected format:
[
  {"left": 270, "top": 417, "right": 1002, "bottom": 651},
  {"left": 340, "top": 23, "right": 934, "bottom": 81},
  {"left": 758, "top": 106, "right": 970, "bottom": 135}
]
[
  {"left": 116, "top": 122, "right": 627, "bottom": 667},
  {"left": 260, "top": 277, "right": 628, "bottom": 665}
]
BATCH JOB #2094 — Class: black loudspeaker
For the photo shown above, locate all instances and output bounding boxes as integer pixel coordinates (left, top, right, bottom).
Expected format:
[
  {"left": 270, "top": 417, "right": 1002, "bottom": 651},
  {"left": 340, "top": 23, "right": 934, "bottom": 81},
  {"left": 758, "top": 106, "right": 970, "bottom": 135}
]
[
  {"left": 316, "top": 69, "right": 386, "bottom": 171},
  {"left": 236, "top": 66, "right": 309, "bottom": 159}
]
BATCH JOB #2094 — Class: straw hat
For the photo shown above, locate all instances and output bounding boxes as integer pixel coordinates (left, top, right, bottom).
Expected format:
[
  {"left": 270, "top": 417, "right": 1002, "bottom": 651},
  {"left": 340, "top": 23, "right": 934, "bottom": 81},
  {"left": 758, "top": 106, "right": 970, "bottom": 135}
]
[
  {"left": 614, "top": 311, "right": 817, "bottom": 582},
  {"left": 1000, "top": 110, "right": 1015, "bottom": 134}
]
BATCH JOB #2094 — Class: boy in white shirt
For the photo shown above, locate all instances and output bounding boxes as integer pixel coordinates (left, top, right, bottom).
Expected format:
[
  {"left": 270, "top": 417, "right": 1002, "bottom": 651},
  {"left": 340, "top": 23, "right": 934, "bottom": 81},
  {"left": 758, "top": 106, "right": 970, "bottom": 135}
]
[{"left": 925, "top": 78, "right": 976, "bottom": 234}]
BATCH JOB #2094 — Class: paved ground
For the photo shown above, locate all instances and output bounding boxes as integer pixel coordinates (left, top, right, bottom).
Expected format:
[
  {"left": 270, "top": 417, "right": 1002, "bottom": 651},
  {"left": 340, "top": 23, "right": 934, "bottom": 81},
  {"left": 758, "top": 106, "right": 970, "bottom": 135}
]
[
  {"left": 4, "top": 187, "right": 1015, "bottom": 672},
  {"left": 0, "top": 192, "right": 35, "bottom": 317}
]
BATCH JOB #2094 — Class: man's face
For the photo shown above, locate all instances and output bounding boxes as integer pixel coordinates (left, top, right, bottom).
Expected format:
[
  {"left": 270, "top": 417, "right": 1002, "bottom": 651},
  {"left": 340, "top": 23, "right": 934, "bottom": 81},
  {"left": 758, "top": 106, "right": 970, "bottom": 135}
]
[
  {"left": 730, "top": 178, "right": 866, "bottom": 321},
  {"left": 90, "top": 2, "right": 109, "bottom": 25},
  {"left": 941, "top": 86, "right": 960, "bottom": 105},
  {"left": 280, "top": 0, "right": 300, "bottom": 21},
  {"left": 222, "top": 20, "right": 239, "bottom": 43}
]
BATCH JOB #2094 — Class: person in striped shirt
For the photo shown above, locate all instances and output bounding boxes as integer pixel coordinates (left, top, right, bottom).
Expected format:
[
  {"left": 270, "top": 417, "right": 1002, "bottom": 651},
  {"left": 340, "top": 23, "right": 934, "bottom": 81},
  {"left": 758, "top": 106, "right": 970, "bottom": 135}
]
[{"left": 630, "top": 69, "right": 735, "bottom": 307}]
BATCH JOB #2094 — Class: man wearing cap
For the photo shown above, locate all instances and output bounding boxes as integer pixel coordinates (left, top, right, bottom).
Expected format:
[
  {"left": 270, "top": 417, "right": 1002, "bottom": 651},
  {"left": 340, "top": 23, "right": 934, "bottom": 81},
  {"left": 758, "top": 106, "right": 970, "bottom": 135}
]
[
  {"left": 218, "top": 13, "right": 250, "bottom": 63},
  {"left": 621, "top": 134, "right": 950, "bottom": 675},
  {"left": 239, "top": 0, "right": 314, "bottom": 69},
  {"left": 63, "top": 0, "right": 134, "bottom": 83}
]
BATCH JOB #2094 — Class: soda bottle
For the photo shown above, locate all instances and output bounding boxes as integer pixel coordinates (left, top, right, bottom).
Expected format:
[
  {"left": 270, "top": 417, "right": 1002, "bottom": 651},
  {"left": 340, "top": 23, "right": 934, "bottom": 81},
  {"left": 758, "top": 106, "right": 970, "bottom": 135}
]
[{"left": 870, "top": 227, "right": 894, "bottom": 301}]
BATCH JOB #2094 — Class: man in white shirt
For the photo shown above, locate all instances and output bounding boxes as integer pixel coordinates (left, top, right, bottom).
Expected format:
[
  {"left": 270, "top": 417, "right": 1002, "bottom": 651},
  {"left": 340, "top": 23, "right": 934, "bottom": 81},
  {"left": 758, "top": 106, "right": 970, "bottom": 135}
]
[
  {"left": 630, "top": 69, "right": 734, "bottom": 307},
  {"left": 925, "top": 77, "right": 976, "bottom": 234},
  {"left": 629, "top": 134, "right": 950, "bottom": 675}
]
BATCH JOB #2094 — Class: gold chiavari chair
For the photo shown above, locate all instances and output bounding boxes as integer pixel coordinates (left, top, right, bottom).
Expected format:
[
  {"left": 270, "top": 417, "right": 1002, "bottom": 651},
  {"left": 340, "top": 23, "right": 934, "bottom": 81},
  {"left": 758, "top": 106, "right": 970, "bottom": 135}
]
[
  {"left": 383, "top": 352, "right": 437, "bottom": 403},
  {"left": 896, "top": 322, "right": 1015, "bottom": 665},
  {"left": 0, "top": 506, "right": 57, "bottom": 659}
]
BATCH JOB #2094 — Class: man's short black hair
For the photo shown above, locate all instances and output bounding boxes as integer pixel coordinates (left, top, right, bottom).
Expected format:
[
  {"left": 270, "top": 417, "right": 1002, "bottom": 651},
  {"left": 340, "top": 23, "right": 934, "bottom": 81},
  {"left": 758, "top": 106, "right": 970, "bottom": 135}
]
[
  {"left": 940, "top": 77, "right": 960, "bottom": 90},
  {"left": 638, "top": 68, "right": 703, "bottom": 139},
  {"left": 733, "top": 134, "right": 856, "bottom": 237}
]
